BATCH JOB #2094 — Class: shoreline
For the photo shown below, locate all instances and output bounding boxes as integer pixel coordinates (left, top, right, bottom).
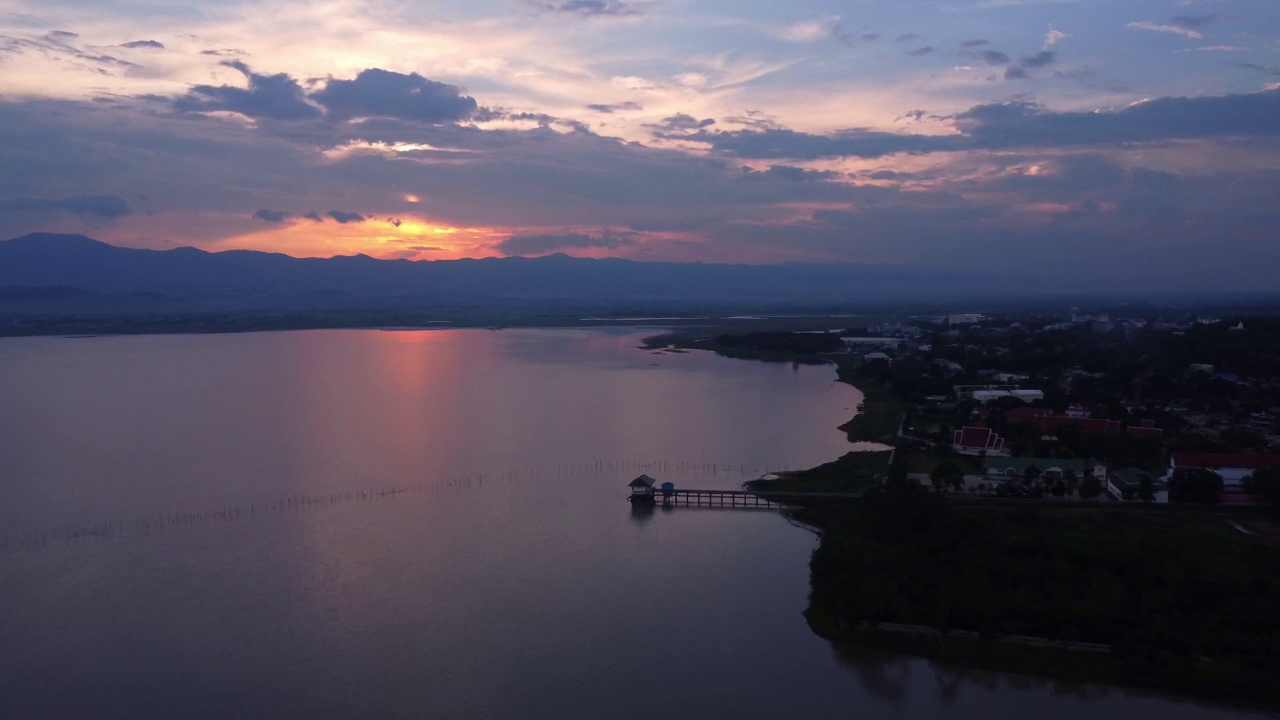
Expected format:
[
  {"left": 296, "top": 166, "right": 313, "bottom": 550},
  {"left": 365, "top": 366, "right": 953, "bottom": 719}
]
[{"left": 665, "top": 333, "right": 1280, "bottom": 713}]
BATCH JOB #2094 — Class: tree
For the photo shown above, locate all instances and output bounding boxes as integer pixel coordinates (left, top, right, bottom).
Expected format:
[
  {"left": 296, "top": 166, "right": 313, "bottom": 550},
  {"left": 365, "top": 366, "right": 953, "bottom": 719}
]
[
  {"left": 1137, "top": 474, "right": 1156, "bottom": 503},
  {"left": 1078, "top": 472, "right": 1103, "bottom": 499},
  {"left": 1169, "top": 467, "right": 1225, "bottom": 504},
  {"left": 1063, "top": 469, "right": 1079, "bottom": 497},
  {"left": 1023, "top": 464, "right": 1042, "bottom": 487},
  {"left": 1243, "top": 466, "right": 1280, "bottom": 511},
  {"left": 930, "top": 461, "right": 965, "bottom": 493}
]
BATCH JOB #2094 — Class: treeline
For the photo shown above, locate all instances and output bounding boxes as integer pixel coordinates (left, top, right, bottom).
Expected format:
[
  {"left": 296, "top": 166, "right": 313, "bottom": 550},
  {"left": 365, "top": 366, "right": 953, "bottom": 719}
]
[
  {"left": 798, "top": 483, "right": 1280, "bottom": 705},
  {"left": 713, "top": 331, "right": 843, "bottom": 355}
]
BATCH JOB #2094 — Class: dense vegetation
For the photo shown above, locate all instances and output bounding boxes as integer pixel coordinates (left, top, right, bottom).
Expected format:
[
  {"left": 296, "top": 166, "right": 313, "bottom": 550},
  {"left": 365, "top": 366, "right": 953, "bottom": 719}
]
[{"left": 796, "top": 482, "right": 1280, "bottom": 706}]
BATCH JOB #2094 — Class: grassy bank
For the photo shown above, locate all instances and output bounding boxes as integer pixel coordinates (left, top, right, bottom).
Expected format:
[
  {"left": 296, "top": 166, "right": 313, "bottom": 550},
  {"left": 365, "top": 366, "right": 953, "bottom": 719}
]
[{"left": 747, "top": 450, "right": 893, "bottom": 496}]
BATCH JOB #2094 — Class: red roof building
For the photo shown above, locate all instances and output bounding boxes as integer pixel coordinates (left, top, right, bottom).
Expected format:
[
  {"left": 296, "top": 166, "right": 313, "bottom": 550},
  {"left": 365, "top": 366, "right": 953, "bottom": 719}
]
[{"left": 953, "top": 426, "right": 1010, "bottom": 456}]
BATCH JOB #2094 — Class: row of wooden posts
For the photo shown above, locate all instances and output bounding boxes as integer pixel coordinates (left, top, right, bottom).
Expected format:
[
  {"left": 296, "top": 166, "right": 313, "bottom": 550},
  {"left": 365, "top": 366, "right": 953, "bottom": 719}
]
[{"left": 0, "top": 458, "right": 800, "bottom": 552}]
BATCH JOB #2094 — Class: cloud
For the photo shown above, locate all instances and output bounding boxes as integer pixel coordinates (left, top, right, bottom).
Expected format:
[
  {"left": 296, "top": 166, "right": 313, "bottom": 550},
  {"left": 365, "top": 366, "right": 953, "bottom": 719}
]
[
  {"left": 896, "top": 34, "right": 923, "bottom": 43},
  {"left": 252, "top": 208, "right": 289, "bottom": 222},
  {"left": 953, "top": 89, "right": 1280, "bottom": 147},
  {"left": 326, "top": 210, "right": 365, "bottom": 224},
  {"left": 1044, "top": 29, "right": 1068, "bottom": 47},
  {"left": 120, "top": 40, "right": 165, "bottom": 50},
  {"left": 1, "top": 30, "right": 141, "bottom": 73},
  {"left": 311, "top": 69, "right": 478, "bottom": 124},
  {"left": 647, "top": 113, "right": 716, "bottom": 133},
  {"left": 964, "top": 49, "right": 1010, "bottom": 65},
  {"left": 1126, "top": 21, "right": 1204, "bottom": 39},
  {"left": 905, "top": 46, "right": 934, "bottom": 57},
  {"left": 586, "top": 101, "right": 643, "bottom": 113},
  {"left": 1004, "top": 50, "right": 1057, "bottom": 80},
  {"left": 174, "top": 61, "right": 320, "bottom": 120},
  {"left": 745, "top": 165, "right": 843, "bottom": 182},
  {"left": 5, "top": 194, "right": 132, "bottom": 218},
  {"left": 495, "top": 231, "right": 632, "bottom": 255},
  {"left": 680, "top": 87, "right": 1280, "bottom": 159},
  {"left": 531, "top": 1, "right": 643, "bottom": 17},
  {"left": 1172, "top": 14, "right": 1217, "bottom": 30},
  {"left": 303, "top": 211, "right": 323, "bottom": 222},
  {"left": 683, "top": 127, "right": 958, "bottom": 159},
  {"left": 960, "top": 39, "right": 991, "bottom": 48}
]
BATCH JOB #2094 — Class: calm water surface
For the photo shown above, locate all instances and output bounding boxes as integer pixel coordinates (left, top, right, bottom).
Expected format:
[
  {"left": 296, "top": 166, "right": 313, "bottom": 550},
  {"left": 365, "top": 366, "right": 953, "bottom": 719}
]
[{"left": 0, "top": 328, "right": 1268, "bottom": 719}]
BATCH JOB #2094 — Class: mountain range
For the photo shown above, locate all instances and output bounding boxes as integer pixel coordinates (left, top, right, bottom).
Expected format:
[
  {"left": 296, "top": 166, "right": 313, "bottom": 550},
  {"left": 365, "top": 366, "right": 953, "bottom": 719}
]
[{"left": 0, "top": 232, "right": 1017, "bottom": 304}]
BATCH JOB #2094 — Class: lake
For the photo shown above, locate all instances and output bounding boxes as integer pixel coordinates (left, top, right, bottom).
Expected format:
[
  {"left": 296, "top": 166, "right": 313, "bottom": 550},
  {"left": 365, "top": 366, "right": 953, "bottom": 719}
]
[{"left": 0, "top": 328, "right": 1268, "bottom": 719}]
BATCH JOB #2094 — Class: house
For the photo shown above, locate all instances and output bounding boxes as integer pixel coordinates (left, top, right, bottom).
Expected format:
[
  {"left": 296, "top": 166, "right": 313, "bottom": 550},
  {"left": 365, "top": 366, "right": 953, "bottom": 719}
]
[
  {"left": 1107, "top": 468, "right": 1168, "bottom": 503},
  {"left": 953, "top": 384, "right": 1017, "bottom": 400},
  {"left": 1126, "top": 419, "right": 1164, "bottom": 438},
  {"left": 953, "top": 426, "right": 1010, "bottom": 456},
  {"left": 1166, "top": 453, "right": 1280, "bottom": 487},
  {"left": 985, "top": 457, "right": 1107, "bottom": 484},
  {"left": 841, "top": 337, "right": 903, "bottom": 351},
  {"left": 863, "top": 352, "right": 893, "bottom": 366},
  {"left": 934, "top": 359, "right": 964, "bottom": 374},
  {"left": 971, "top": 389, "right": 1044, "bottom": 404},
  {"left": 628, "top": 475, "right": 658, "bottom": 503}
]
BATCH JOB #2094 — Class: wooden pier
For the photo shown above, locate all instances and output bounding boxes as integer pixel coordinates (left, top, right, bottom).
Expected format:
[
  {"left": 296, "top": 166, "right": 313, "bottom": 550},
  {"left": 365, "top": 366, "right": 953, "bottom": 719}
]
[{"left": 635, "top": 488, "right": 862, "bottom": 510}]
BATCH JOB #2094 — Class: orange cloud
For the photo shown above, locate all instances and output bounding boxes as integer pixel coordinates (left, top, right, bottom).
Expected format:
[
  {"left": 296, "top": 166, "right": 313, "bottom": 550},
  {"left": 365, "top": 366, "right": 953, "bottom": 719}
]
[{"left": 212, "top": 213, "right": 506, "bottom": 260}]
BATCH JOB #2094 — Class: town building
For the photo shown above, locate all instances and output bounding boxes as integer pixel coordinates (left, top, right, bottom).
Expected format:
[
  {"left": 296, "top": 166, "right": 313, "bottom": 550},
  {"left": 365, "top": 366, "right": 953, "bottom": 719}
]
[
  {"left": 1107, "top": 468, "right": 1168, "bottom": 503},
  {"left": 1166, "top": 453, "right": 1280, "bottom": 486},
  {"left": 985, "top": 457, "right": 1107, "bottom": 483},
  {"left": 952, "top": 426, "right": 1010, "bottom": 456}
]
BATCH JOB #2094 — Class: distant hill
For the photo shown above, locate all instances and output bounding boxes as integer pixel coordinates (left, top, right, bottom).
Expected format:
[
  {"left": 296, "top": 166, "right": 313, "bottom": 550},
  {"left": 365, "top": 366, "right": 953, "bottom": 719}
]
[{"left": 0, "top": 232, "right": 1012, "bottom": 303}]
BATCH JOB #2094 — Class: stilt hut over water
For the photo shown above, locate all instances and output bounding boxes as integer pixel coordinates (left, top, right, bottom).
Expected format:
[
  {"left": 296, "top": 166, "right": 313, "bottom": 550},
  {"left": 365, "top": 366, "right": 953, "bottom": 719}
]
[{"left": 628, "top": 475, "right": 658, "bottom": 503}]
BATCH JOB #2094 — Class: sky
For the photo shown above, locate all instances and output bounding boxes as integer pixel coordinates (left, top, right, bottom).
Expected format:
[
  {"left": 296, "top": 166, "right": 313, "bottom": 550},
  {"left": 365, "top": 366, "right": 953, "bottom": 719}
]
[{"left": 1, "top": 0, "right": 1279, "bottom": 291}]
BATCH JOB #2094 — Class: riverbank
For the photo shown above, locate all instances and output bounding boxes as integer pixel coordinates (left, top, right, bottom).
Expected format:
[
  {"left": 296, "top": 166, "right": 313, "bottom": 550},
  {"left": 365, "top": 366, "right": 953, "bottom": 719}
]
[{"left": 666, "top": 330, "right": 1280, "bottom": 712}]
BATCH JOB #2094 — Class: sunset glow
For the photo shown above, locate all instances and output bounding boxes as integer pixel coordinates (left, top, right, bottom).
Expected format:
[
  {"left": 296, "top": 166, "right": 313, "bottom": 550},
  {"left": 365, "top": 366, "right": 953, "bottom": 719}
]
[{"left": 0, "top": 0, "right": 1277, "bottom": 287}]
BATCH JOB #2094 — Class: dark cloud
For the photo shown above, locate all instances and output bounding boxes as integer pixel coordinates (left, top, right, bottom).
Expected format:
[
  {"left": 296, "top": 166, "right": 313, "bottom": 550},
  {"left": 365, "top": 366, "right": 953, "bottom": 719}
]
[
  {"left": 48, "top": 194, "right": 132, "bottom": 217},
  {"left": 311, "top": 68, "right": 477, "bottom": 123},
  {"left": 1231, "top": 62, "right": 1280, "bottom": 77},
  {"left": 647, "top": 113, "right": 716, "bottom": 133},
  {"left": 5, "top": 194, "right": 132, "bottom": 217},
  {"left": 1003, "top": 50, "right": 1056, "bottom": 80},
  {"left": 586, "top": 101, "right": 643, "bottom": 113},
  {"left": 964, "top": 49, "right": 1010, "bottom": 65},
  {"left": 1021, "top": 50, "right": 1056, "bottom": 68},
  {"left": 960, "top": 39, "right": 991, "bottom": 48},
  {"left": 495, "top": 231, "right": 632, "bottom": 255},
  {"left": 905, "top": 46, "right": 934, "bottom": 57},
  {"left": 744, "top": 165, "right": 843, "bottom": 182},
  {"left": 1, "top": 31, "right": 141, "bottom": 72},
  {"left": 326, "top": 210, "right": 365, "bottom": 224},
  {"left": 680, "top": 88, "right": 1280, "bottom": 160},
  {"left": 895, "top": 34, "right": 922, "bottom": 43},
  {"left": 120, "top": 40, "right": 165, "bottom": 50},
  {"left": 252, "top": 208, "right": 289, "bottom": 222},
  {"left": 200, "top": 48, "right": 247, "bottom": 56},
  {"left": 678, "top": 126, "right": 957, "bottom": 160},
  {"left": 953, "top": 89, "right": 1280, "bottom": 147},
  {"left": 174, "top": 61, "right": 320, "bottom": 120},
  {"left": 532, "top": 1, "right": 643, "bottom": 17},
  {"left": 1172, "top": 14, "right": 1217, "bottom": 29},
  {"left": 303, "top": 212, "right": 323, "bottom": 222}
]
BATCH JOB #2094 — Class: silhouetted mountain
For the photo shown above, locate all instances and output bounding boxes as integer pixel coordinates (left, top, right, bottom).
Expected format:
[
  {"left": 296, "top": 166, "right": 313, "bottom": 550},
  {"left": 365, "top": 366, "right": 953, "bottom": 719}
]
[{"left": 0, "top": 232, "right": 1018, "bottom": 302}]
